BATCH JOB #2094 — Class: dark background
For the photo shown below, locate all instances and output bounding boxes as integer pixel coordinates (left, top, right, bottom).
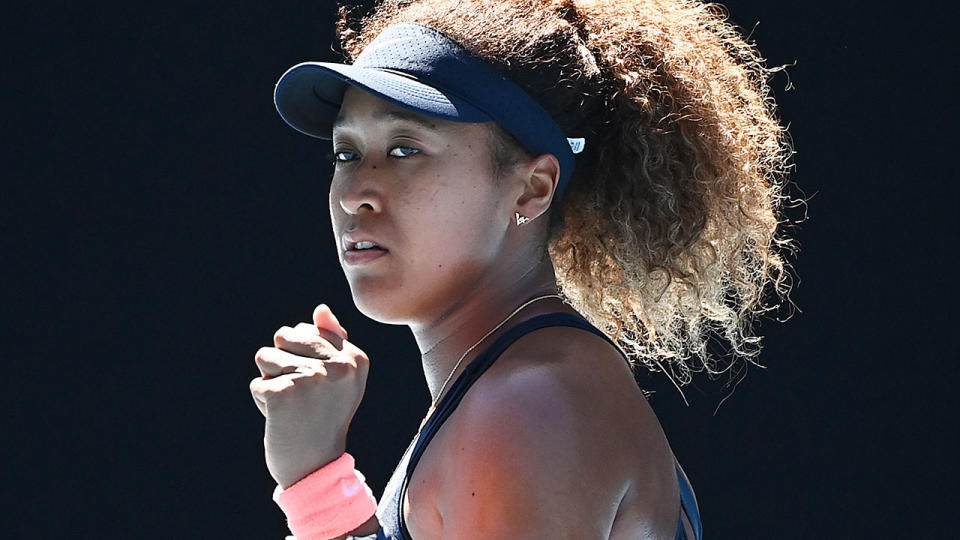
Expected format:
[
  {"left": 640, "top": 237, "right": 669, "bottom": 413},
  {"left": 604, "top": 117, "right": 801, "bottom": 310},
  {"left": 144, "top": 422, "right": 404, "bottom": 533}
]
[{"left": 5, "top": 1, "right": 956, "bottom": 538}]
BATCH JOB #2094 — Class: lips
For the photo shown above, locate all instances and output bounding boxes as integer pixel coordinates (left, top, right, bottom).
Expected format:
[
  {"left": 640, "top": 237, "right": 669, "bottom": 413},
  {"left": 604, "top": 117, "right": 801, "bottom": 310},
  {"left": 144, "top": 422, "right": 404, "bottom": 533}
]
[
  {"left": 341, "top": 231, "right": 389, "bottom": 266},
  {"left": 342, "top": 245, "right": 388, "bottom": 266},
  {"left": 342, "top": 232, "right": 387, "bottom": 252},
  {"left": 346, "top": 240, "right": 384, "bottom": 251}
]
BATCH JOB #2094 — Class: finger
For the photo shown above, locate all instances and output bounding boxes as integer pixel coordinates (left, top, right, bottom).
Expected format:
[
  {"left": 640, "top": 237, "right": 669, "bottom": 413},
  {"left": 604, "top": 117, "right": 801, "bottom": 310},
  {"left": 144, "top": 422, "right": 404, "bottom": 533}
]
[
  {"left": 249, "top": 370, "right": 323, "bottom": 411},
  {"left": 293, "top": 322, "right": 320, "bottom": 335},
  {"left": 249, "top": 375, "right": 299, "bottom": 412},
  {"left": 323, "top": 338, "right": 370, "bottom": 374},
  {"left": 293, "top": 322, "right": 345, "bottom": 349},
  {"left": 313, "top": 304, "right": 348, "bottom": 340},
  {"left": 254, "top": 346, "right": 327, "bottom": 379},
  {"left": 274, "top": 325, "right": 344, "bottom": 354},
  {"left": 249, "top": 377, "right": 267, "bottom": 416}
]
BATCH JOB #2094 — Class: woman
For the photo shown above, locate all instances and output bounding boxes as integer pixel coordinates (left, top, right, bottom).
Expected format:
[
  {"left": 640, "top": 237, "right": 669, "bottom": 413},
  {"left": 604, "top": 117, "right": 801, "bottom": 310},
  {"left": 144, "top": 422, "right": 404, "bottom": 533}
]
[{"left": 250, "top": 1, "right": 795, "bottom": 538}]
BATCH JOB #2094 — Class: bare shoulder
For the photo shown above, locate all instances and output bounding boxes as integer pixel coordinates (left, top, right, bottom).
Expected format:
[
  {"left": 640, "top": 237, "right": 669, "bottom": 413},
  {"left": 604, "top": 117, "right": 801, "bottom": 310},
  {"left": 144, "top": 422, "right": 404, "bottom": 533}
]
[
  {"left": 467, "top": 322, "right": 670, "bottom": 455},
  {"left": 432, "top": 324, "right": 682, "bottom": 538}
]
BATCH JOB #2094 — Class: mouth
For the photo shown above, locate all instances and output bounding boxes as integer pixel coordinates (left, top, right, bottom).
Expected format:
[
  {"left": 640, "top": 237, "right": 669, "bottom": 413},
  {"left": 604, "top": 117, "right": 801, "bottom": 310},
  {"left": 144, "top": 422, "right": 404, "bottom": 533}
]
[{"left": 342, "top": 238, "right": 389, "bottom": 266}]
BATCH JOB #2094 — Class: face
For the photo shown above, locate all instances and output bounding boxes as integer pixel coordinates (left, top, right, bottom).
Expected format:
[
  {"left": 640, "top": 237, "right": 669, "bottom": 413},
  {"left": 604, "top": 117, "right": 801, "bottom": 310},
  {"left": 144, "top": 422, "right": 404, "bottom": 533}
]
[{"left": 329, "top": 87, "right": 517, "bottom": 324}]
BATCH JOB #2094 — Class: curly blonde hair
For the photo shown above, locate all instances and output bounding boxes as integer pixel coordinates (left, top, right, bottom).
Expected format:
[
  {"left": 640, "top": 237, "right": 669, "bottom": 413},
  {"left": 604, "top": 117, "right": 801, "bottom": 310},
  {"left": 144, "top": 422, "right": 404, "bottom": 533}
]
[{"left": 337, "top": 0, "right": 800, "bottom": 402}]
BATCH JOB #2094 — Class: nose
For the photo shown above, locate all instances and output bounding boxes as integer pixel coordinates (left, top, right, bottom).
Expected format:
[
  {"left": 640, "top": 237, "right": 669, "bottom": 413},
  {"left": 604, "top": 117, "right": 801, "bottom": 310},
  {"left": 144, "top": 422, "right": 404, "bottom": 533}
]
[{"left": 335, "top": 161, "right": 385, "bottom": 216}]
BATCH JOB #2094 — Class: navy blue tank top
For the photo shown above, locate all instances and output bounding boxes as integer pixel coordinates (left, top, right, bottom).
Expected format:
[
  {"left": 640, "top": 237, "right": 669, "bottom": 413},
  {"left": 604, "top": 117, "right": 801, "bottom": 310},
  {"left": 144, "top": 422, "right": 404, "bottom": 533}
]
[{"left": 369, "top": 312, "right": 703, "bottom": 540}]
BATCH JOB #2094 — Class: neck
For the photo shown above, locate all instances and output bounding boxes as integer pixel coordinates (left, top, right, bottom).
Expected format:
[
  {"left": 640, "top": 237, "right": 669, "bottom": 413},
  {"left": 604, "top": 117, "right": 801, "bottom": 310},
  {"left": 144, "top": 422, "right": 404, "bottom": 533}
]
[{"left": 410, "top": 253, "right": 569, "bottom": 405}]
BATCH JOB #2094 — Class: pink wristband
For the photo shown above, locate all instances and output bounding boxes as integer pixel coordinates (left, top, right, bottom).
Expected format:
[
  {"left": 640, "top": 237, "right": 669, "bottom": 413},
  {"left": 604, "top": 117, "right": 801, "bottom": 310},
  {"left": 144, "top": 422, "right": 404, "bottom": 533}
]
[{"left": 272, "top": 453, "right": 378, "bottom": 540}]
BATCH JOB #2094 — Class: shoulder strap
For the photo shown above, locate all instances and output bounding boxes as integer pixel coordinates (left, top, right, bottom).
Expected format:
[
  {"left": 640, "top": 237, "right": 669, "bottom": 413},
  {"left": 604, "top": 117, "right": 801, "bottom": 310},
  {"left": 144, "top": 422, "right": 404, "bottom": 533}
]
[{"left": 675, "top": 464, "right": 703, "bottom": 540}]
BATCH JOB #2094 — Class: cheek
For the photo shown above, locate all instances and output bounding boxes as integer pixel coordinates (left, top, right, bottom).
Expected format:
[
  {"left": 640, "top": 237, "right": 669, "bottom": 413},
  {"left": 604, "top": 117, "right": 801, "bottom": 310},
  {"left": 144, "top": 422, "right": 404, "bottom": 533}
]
[
  {"left": 328, "top": 188, "right": 342, "bottom": 251},
  {"left": 404, "top": 185, "right": 506, "bottom": 274},
  {"left": 333, "top": 141, "right": 509, "bottom": 321},
  {"left": 329, "top": 181, "right": 342, "bottom": 218}
]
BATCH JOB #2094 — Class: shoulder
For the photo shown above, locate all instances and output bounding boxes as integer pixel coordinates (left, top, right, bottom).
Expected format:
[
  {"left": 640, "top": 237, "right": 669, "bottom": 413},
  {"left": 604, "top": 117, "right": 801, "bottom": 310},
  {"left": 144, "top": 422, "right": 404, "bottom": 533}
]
[
  {"left": 433, "top": 323, "right": 671, "bottom": 538},
  {"left": 453, "top": 322, "right": 657, "bottom": 460},
  {"left": 471, "top": 322, "right": 654, "bottom": 434}
]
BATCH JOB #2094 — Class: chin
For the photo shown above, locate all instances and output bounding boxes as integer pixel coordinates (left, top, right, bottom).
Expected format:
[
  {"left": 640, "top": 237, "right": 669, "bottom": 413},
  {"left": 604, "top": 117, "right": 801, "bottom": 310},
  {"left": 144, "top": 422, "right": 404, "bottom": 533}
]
[{"left": 346, "top": 275, "right": 416, "bottom": 325}]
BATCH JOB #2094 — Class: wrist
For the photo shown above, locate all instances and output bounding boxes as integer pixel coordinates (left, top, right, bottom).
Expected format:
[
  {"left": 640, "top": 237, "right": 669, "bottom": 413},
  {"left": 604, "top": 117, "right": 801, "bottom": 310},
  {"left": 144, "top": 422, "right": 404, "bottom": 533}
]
[
  {"left": 272, "top": 443, "right": 347, "bottom": 489},
  {"left": 276, "top": 456, "right": 342, "bottom": 490},
  {"left": 272, "top": 452, "right": 378, "bottom": 540}
]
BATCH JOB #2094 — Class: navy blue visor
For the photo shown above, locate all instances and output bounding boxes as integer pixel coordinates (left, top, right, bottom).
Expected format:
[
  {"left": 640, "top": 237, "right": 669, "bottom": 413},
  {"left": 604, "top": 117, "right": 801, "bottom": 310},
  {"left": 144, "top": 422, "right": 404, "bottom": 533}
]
[{"left": 274, "top": 22, "right": 583, "bottom": 200}]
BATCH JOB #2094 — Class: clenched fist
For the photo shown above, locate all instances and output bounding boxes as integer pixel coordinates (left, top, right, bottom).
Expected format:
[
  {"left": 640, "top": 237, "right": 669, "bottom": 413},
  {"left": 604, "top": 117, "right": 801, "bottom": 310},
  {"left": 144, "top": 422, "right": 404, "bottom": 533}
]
[{"left": 249, "top": 304, "right": 370, "bottom": 489}]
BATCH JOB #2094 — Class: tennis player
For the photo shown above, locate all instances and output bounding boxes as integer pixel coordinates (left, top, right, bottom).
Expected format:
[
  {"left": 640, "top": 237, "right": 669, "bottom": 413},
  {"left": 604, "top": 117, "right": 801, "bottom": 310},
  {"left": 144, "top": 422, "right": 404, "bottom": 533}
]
[{"left": 250, "top": 1, "right": 794, "bottom": 538}]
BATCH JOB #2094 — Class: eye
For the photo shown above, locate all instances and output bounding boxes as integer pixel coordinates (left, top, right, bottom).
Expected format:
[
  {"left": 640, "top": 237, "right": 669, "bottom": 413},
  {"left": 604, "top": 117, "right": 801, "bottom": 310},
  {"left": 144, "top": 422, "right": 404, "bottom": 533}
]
[
  {"left": 389, "top": 146, "right": 419, "bottom": 158},
  {"left": 332, "top": 150, "right": 358, "bottom": 164}
]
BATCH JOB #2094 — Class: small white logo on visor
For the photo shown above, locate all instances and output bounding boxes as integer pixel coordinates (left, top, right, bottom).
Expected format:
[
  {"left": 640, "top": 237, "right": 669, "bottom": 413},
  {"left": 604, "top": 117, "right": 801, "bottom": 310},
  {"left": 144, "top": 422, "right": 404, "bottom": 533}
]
[
  {"left": 356, "top": 37, "right": 417, "bottom": 62},
  {"left": 567, "top": 138, "right": 586, "bottom": 154}
]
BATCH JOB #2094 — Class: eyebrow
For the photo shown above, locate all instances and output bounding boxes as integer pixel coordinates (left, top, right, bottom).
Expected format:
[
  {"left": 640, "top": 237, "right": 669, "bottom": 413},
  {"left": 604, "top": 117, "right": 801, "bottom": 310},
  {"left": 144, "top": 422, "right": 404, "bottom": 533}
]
[{"left": 333, "top": 108, "right": 440, "bottom": 131}]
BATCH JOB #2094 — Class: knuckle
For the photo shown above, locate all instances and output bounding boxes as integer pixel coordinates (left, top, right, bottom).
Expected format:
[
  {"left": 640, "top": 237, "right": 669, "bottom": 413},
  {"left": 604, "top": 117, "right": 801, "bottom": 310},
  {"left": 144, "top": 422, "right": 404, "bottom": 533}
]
[
  {"left": 262, "top": 378, "right": 295, "bottom": 398},
  {"left": 273, "top": 326, "right": 291, "bottom": 343},
  {"left": 301, "top": 365, "right": 328, "bottom": 379},
  {"left": 255, "top": 346, "right": 271, "bottom": 362},
  {"left": 286, "top": 368, "right": 324, "bottom": 386},
  {"left": 349, "top": 348, "right": 369, "bottom": 365},
  {"left": 249, "top": 377, "right": 274, "bottom": 398},
  {"left": 309, "top": 344, "right": 330, "bottom": 360},
  {"left": 324, "top": 361, "right": 355, "bottom": 378}
]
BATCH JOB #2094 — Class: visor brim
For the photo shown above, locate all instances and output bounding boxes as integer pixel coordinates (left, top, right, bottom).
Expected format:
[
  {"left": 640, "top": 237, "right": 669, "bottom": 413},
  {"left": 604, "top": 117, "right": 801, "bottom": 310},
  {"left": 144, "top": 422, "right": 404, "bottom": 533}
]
[{"left": 273, "top": 62, "right": 492, "bottom": 139}]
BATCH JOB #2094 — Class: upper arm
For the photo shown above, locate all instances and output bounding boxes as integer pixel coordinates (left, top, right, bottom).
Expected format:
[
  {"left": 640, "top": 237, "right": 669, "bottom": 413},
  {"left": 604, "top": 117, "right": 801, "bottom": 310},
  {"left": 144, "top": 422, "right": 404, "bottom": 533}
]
[{"left": 435, "top": 364, "right": 618, "bottom": 539}]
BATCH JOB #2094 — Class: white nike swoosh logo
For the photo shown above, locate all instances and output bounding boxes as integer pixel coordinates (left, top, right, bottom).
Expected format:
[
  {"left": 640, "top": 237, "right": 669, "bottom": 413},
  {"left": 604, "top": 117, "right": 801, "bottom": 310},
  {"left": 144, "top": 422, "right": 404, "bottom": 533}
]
[
  {"left": 341, "top": 478, "right": 362, "bottom": 497},
  {"left": 355, "top": 37, "right": 416, "bottom": 62}
]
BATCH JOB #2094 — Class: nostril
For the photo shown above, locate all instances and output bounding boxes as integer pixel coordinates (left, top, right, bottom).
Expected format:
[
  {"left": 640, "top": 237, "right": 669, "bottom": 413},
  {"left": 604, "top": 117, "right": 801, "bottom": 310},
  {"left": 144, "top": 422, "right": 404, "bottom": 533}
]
[{"left": 338, "top": 183, "right": 382, "bottom": 215}]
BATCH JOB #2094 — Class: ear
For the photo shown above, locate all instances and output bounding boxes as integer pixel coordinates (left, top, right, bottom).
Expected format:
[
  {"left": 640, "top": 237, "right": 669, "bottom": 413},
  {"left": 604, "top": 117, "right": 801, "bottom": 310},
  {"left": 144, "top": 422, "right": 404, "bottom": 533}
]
[{"left": 514, "top": 153, "right": 561, "bottom": 222}]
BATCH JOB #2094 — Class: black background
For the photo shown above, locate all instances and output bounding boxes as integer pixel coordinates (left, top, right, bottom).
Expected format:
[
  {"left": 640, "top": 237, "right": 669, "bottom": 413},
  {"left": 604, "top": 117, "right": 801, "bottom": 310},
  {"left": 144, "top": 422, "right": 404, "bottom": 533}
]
[{"left": 5, "top": 1, "right": 957, "bottom": 538}]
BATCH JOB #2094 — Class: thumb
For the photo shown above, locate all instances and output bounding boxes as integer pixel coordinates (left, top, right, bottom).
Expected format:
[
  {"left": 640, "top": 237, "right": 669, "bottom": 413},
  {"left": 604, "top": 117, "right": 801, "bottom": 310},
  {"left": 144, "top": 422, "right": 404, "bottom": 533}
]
[{"left": 313, "top": 303, "right": 348, "bottom": 340}]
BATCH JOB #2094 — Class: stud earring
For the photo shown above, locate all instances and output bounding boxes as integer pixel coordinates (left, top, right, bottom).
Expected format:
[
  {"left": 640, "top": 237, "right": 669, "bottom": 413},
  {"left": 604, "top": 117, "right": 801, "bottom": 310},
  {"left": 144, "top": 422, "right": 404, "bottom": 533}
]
[{"left": 515, "top": 212, "right": 531, "bottom": 226}]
